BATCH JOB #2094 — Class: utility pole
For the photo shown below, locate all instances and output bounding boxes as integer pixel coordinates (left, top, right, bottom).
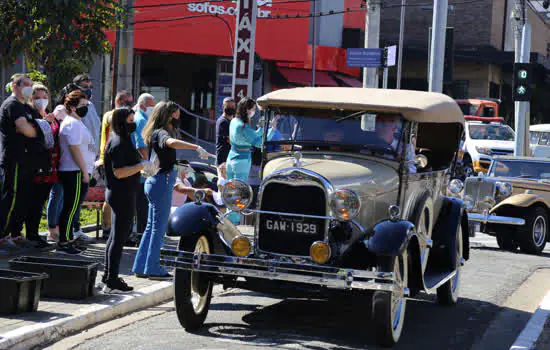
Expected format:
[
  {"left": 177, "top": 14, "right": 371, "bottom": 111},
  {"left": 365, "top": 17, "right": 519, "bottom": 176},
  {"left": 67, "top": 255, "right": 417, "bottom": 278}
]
[
  {"left": 116, "top": 0, "right": 134, "bottom": 94},
  {"left": 428, "top": 0, "right": 448, "bottom": 92},
  {"left": 311, "top": 0, "right": 317, "bottom": 87},
  {"left": 363, "top": 0, "right": 380, "bottom": 88},
  {"left": 396, "top": 0, "right": 406, "bottom": 89}
]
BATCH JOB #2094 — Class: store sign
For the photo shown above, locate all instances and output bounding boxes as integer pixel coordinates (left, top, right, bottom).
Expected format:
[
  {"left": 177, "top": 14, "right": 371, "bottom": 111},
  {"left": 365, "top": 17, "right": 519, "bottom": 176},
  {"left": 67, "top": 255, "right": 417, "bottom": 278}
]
[
  {"left": 233, "top": 0, "right": 258, "bottom": 100},
  {"left": 188, "top": 0, "right": 272, "bottom": 18}
]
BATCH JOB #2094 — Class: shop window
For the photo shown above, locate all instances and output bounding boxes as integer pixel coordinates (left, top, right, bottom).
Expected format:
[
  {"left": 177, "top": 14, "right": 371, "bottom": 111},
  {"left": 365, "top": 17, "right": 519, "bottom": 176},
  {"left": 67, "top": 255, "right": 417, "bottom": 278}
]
[
  {"left": 452, "top": 80, "right": 469, "bottom": 99},
  {"left": 342, "top": 28, "right": 364, "bottom": 49},
  {"left": 141, "top": 86, "right": 169, "bottom": 104}
]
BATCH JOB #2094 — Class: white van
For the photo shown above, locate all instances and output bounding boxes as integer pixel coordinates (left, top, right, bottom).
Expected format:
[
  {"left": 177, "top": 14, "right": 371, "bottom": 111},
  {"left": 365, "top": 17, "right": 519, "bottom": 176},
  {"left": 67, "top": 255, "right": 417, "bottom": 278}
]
[{"left": 530, "top": 124, "right": 550, "bottom": 158}]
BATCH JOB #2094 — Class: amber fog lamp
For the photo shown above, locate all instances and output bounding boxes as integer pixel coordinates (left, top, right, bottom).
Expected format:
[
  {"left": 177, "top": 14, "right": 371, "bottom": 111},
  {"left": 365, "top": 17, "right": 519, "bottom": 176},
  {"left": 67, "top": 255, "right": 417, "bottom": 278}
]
[
  {"left": 231, "top": 235, "right": 252, "bottom": 257},
  {"left": 310, "top": 241, "right": 331, "bottom": 264},
  {"left": 329, "top": 189, "right": 361, "bottom": 221},
  {"left": 221, "top": 179, "right": 253, "bottom": 212}
]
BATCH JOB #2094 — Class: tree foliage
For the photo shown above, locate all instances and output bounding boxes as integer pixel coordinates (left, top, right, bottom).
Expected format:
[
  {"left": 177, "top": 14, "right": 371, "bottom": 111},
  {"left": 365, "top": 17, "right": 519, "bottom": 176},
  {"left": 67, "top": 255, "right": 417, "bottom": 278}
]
[{"left": 0, "top": 0, "right": 125, "bottom": 94}]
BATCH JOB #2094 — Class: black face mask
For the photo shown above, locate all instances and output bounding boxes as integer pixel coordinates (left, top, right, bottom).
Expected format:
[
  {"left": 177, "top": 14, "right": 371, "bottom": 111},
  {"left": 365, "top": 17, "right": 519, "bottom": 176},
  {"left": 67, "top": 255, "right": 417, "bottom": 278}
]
[
  {"left": 170, "top": 118, "right": 179, "bottom": 128},
  {"left": 76, "top": 106, "right": 88, "bottom": 118},
  {"left": 81, "top": 89, "right": 92, "bottom": 100},
  {"left": 224, "top": 107, "right": 235, "bottom": 116},
  {"left": 126, "top": 122, "right": 137, "bottom": 134}
]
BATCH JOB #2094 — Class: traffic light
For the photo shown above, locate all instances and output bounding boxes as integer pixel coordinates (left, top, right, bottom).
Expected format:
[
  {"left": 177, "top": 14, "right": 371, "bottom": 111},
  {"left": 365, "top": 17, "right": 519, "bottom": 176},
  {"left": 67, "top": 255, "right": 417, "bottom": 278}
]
[{"left": 513, "top": 63, "right": 532, "bottom": 102}]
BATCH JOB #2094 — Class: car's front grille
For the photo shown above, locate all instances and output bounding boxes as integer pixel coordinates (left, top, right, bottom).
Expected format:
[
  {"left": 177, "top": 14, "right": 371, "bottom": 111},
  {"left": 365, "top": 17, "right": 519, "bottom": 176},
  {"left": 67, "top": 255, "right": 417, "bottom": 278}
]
[
  {"left": 464, "top": 177, "right": 496, "bottom": 212},
  {"left": 491, "top": 148, "right": 514, "bottom": 156},
  {"left": 257, "top": 182, "right": 327, "bottom": 256}
]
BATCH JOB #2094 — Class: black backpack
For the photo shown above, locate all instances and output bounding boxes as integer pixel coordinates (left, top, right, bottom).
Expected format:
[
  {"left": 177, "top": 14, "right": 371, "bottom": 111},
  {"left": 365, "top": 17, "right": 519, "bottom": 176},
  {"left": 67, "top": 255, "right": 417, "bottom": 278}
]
[{"left": 25, "top": 119, "right": 52, "bottom": 176}]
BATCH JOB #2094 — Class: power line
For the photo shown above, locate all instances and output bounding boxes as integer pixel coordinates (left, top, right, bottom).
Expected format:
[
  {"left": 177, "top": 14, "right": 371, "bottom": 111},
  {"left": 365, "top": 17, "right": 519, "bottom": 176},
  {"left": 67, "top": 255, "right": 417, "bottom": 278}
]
[{"left": 131, "top": 0, "right": 315, "bottom": 9}]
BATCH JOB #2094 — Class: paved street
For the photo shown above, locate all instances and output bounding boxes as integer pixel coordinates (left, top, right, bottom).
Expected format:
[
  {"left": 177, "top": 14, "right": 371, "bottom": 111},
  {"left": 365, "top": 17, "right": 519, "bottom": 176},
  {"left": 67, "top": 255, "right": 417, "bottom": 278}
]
[{"left": 55, "top": 233, "right": 550, "bottom": 350}]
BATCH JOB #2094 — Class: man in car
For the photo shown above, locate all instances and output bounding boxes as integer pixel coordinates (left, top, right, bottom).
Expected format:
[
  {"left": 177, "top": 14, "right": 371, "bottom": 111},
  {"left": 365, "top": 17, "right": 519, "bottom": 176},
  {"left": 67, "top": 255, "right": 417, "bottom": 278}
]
[{"left": 375, "top": 114, "right": 417, "bottom": 173}]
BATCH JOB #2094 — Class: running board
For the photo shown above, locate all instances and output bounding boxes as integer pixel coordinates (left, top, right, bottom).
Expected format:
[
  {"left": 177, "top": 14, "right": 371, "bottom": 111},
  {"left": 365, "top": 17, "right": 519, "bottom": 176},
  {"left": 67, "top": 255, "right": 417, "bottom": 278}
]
[{"left": 423, "top": 269, "right": 457, "bottom": 293}]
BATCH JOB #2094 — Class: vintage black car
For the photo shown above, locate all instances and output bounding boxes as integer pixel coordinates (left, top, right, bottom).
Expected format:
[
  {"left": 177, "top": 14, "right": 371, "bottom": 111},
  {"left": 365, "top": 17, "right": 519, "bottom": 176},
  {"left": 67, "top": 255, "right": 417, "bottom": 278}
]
[{"left": 160, "top": 87, "right": 470, "bottom": 346}]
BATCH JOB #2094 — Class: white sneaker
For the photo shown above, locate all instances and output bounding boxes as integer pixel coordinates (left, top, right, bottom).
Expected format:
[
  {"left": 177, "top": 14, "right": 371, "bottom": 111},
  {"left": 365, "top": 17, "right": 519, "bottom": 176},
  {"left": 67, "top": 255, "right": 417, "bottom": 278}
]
[{"left": 74, "top": 230, "right": 93, "bottom": 241}]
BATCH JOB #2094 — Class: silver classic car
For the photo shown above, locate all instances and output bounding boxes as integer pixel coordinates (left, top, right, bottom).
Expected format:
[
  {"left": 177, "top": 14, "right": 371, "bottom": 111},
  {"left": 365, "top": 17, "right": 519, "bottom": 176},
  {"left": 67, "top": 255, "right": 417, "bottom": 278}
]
[
  {"left": 160, "top": 88, "right": 470, "bottom": 346},
  {"left": 451, "top": 156, "right": 550, "bottom": 254}
]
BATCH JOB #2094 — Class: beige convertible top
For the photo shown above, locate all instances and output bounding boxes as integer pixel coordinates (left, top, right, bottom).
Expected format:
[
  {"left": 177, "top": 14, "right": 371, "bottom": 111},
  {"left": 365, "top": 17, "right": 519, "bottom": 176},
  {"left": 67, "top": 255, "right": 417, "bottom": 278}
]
[{"left": 257, "top": 87, "right": 464, "bottom": 124}]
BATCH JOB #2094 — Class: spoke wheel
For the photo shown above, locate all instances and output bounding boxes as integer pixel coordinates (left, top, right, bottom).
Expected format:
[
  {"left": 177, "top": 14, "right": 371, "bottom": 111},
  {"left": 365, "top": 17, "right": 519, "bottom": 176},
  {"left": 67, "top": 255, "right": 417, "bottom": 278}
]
[
  {"left": 437, "top": 226, "right": 462, "bottom": 305},
  {"left": 174, "top": 234, "right": 213, "bottom": 331},
  {"left": 519, "top": 207, "right": 548, "bottom": 255},
  {"left": 372, "top": 250, "right": 408, "bottom": 347}
]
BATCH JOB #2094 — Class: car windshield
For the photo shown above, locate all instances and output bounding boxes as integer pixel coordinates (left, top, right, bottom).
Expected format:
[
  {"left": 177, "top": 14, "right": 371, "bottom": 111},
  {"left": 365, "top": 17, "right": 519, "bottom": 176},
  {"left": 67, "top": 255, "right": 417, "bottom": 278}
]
[
  {"left": 459, "top": 103, "right": 478, "bottom": 116},
  {"left": 264, "top": 110, "right": 407, "bottom": 160},
  {"left": 490, "top": 160, "right": 550, "bottom": 179},
  {"left": 469, "top": 124, "right": 515, "bottom": 141}
]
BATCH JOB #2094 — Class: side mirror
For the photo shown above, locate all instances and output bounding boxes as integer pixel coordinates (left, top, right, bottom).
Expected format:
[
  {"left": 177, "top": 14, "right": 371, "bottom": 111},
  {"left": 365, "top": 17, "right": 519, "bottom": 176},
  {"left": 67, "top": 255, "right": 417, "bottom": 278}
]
[{"left": 414, "top": 154, "right": 428, "bottom": 168}]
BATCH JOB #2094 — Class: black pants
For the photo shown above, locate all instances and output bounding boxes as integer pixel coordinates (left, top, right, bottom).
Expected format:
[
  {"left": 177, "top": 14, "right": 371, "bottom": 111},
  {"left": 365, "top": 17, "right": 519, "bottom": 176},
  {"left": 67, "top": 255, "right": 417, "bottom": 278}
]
[
  {"left": 25, "top": 182, "right": 52, "bottom": 240},
  {"left": 135, "top": 182, "right": 148, "bottom": 234},
  {"left": 59, "top": 171, "right": 89, "bottom": 244},
  {"left": 105, "top": 187, "right": 136, "bottom": 282},
  {"left": 0, "top": 162, "right": 34, "bottom": 238}
]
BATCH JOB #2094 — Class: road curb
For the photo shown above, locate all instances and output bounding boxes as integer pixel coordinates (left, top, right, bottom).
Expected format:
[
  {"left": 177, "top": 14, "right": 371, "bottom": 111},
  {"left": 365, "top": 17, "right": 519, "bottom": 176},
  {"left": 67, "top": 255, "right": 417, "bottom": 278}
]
[
  {"left": 510, "top": 289, "right": 550, "bottom": 350},
  {"left": 0, "top": 281, "right": 174, "bottom": 350}
]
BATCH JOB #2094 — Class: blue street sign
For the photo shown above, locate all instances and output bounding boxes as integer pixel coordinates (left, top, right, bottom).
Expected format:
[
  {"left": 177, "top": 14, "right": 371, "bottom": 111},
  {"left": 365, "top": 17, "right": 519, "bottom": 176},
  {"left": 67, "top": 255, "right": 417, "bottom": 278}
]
[{"left": 346, "top": 48, "right": 383, "bottom": 68}]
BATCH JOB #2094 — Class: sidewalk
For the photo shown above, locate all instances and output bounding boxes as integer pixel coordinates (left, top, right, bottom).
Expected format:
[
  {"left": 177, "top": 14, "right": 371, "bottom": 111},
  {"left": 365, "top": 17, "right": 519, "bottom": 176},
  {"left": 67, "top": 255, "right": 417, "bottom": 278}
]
[
  {"left": 511, "top": 290, "right": 550, "bottom": 350},
  {"left": 0, "top": 230, "right": 178, "bottom": 350}
]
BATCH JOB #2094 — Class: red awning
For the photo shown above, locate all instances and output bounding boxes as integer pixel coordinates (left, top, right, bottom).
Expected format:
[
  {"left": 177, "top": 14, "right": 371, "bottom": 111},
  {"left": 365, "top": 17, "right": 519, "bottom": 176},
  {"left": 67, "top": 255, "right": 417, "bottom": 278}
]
[
  {"left": 277, "top": 67, "right": 339, "bottom": 87},
  {"left": 333, "top": 73, "right": 362, "bottom": 87}
]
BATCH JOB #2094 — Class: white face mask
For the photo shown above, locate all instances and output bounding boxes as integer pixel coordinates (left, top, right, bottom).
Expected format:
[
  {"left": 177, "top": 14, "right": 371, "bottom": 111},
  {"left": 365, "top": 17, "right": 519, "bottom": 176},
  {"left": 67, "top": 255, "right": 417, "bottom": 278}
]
[
  {"left": 145, "top": 106, "right": 154, "bottom": 117},
  {"left": 22, "top": 86, "right": 33, "bottom": 99},
  {"left": 34, "top": 98, "right": 49, "bottom": 111}
]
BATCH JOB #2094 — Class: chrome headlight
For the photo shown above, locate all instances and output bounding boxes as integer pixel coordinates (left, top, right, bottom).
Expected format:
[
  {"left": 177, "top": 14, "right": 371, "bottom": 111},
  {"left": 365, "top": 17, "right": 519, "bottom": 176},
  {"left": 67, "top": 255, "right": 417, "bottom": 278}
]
[
  {"left": 475, "top": 146, "right": 492, "bottom": 155},
  {"left": 329, "top": 189, "right": 361, "bottom": 221},
  {"left": 448, "top": 179, "right": 464, "bottom": 195},
  {"left": 496, "top": 181, "right": 513, "bottom": 197},
  {"left": 221, "top": 179, "right": 253, "bottom": 212},
  {"left": 478, "top": 196, "right": 496, "bottom": 211},
  {"left": 463, "top": 195, "right": 475, "bottom": 211}
]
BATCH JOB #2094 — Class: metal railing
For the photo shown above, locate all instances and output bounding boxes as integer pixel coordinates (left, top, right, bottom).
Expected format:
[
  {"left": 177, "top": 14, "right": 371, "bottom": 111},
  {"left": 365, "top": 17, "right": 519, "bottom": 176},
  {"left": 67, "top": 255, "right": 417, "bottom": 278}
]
[{"left": 175, "top": 102, "right": 216, "bottom": 154}]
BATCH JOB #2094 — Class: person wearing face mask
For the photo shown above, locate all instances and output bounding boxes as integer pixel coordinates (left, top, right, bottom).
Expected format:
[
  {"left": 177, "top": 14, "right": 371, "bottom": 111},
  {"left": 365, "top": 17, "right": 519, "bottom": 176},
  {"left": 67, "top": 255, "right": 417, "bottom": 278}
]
[
  {"left": 132, "top": 101, "right": 210, "bottom": 280},
  {"left": 101, "top": 107, "right": 156, "bottom": 293},
  {"left": 95, "top": 90, "right": 134, "bottom": 240},
  {"left": 56, "top": 90, "right": 97, "bottom": 255},
  {"left": 73, "top": 74, "right": 101, "bottom": 160},
  {"left": 215, "top": 97, "right": 236, "bottom": 184},
  {"left": 22, "top": 84, "right": 60, "bottom": 250},
  {"left": 131, "top": 93, "right": 156, "bottom": 239},
  {"left": 0, "top": 74, "right": 41, "bottom": 252},
  {"left": 225, "top": 97, "right": 277, "bottom": 225}
]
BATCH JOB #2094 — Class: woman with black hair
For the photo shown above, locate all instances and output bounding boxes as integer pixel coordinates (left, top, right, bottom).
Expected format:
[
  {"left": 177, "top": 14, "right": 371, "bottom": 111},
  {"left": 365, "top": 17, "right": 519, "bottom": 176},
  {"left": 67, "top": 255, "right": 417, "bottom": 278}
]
[{"left": 102, "top": 107, "right": 156, "bottom": 293}]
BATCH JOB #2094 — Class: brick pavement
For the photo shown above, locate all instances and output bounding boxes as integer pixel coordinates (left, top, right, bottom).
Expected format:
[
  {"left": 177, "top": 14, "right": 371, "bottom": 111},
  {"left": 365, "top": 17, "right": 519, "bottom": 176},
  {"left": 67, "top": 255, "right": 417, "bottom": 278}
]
[{"left": 0, "top": 232, "right": 178, "bottom": 340}]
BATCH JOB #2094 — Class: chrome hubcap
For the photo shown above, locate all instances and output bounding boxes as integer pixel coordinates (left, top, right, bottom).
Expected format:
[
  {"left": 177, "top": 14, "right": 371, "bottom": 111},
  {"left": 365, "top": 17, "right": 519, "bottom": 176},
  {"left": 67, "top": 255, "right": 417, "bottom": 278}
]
[
  {"left": 190, "top": 236, "right": 210, "bottom": 313},
  {"left": 533, "top": 216, "right": 546, "bottom": 247}
]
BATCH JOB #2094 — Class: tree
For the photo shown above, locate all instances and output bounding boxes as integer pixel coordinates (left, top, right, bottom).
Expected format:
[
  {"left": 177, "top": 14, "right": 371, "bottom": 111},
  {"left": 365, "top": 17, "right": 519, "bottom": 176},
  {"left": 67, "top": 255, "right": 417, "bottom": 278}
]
[{"left": 0, "top": 0, "right": 125, "bottom": 94}]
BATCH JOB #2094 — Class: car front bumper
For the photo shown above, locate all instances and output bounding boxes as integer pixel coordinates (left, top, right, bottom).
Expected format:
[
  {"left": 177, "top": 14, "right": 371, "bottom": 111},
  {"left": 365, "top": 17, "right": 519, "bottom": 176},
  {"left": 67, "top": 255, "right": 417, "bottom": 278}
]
[
  {"left": 160, "top": 248, "right": 408, "bottom": 295},
  {"left": 467, "top": 212, "right": 525, "bottom": 225}
]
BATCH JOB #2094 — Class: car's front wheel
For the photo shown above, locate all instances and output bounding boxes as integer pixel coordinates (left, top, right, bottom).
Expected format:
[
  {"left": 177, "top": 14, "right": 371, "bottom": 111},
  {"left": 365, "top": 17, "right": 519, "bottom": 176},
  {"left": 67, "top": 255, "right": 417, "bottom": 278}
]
[
  {"left": 519, "top": 207, "right": 548, "bottom": 255},
  {"left": 372, "top": 250, "right": 408, "bottom": 347},
  {"left": 436, "top": 225, "right": 463, "bottom": 305},
  {"left": 174, "top": 234, "right": 214, "bottom": 331}
]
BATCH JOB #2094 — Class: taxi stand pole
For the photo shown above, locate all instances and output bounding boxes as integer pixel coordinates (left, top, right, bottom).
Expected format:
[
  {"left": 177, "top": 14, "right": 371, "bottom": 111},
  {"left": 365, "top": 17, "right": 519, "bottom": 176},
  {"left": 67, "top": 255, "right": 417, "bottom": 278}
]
[
  {"left": 428, "top": 0, "right": 448, "bottom": 93},
  {"left": 514, "top": 24, "right": 531, "bottom": 156},
  {"left": 363, "top": 0, "right": 381, "bottom": 88}
]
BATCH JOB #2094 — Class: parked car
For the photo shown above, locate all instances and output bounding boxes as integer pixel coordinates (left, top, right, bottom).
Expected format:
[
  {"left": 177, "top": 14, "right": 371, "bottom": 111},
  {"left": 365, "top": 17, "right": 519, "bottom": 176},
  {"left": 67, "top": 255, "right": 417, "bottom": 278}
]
[
  {"left": 530, "top": 124, "right": 550, "bottom": 158},
  {"left": 449, "top": 155, "right": 550, "bottom": 255},
  {"left": 160, "top": 87, "right": 470, "bottom": 347}
]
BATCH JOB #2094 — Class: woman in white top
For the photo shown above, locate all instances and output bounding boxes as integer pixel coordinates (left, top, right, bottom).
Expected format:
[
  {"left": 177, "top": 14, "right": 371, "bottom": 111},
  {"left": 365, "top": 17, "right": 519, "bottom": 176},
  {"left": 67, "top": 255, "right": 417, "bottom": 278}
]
[{"left": 57, "top": 91, "right": 96, "bottom": 255}]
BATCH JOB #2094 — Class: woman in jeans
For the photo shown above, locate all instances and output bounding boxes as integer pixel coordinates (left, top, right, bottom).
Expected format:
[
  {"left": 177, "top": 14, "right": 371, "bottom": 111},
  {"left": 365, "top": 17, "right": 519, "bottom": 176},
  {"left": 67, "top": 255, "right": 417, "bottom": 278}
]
[
  {"left": 132, "top": 101, "right": 210, "bottom": 280},
  {"left": 102, "top": 108, "right": 156, "bottom": 293},
  {"left": 57, "top": 91, "right": 96, "bottom": 255}
]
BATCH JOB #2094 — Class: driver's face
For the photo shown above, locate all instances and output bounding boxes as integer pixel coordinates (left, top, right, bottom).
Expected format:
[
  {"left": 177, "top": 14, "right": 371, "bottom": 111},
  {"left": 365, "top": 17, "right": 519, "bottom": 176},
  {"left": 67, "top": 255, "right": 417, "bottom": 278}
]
[{"left": 377, "top": 117, "right": 399, "bottom": 142}]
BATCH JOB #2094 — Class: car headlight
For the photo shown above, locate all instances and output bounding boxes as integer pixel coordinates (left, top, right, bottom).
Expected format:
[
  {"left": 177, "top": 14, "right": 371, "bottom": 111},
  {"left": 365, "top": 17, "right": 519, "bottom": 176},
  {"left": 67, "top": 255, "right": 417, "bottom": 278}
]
[
  {"left": 478, "top": 196, "right": 496, "bottom": 211},
  {"left": 463, "top": 195, "right": 475, "bottom": 211},
  {"left": 496, "top": 181, "right": 513, "bottom": 197},
  {"left": 221, "top": 179, "right": 253, "bottom": 212},
  {"left": 329, "top": 189, "right": 361, "bottom": 221},
  {"left": 475, "top": 146, "right": 492, "bottom": 155},
  {"left": 448, "top": 179, "right": 464, "bottom": 195}
]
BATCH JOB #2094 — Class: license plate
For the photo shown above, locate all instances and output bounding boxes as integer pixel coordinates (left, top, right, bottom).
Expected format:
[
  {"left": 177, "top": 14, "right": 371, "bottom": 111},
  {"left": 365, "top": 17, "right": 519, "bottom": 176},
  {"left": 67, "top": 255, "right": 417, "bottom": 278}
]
[{"left": 262, "top": 216, "right": 320, "bottom": 235}]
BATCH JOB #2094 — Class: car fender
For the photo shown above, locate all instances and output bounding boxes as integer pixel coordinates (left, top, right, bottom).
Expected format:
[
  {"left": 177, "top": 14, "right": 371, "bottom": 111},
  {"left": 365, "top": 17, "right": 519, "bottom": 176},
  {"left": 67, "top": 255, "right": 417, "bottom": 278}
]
[
  {"left": 431, "top": 197, "right": 469, "bottom": 268},
  {"left": 491, "top": 193, "right": 550, "bottom": 213},
  {"left": 365, "top": 220, "right": 416, "bottom": 256}
]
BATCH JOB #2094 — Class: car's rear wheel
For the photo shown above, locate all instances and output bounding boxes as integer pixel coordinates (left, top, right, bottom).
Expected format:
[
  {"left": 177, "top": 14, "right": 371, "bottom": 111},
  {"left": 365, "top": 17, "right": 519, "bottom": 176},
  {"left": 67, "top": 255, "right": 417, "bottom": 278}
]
[
  {"left": 496, "top": 234, "right": 518, "bottom": 251},
  {"left": 519, "top": 207, "right": 548, "bottom": 255},
  {"left": 174, "top": 234, "right": 213, "bottom": 330},
  {"left": 372, "top": 250, "right": 408, "bottom": 347},
  {"left": 437, "top": 225, "right": 463, "bottom": 305}
]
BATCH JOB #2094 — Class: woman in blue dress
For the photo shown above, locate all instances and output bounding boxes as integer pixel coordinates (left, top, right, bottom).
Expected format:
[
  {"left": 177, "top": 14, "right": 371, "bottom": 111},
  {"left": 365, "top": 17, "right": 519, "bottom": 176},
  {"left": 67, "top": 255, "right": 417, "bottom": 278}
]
[{"left": 226, "top": 97, "right": 276, "bottom": 224}]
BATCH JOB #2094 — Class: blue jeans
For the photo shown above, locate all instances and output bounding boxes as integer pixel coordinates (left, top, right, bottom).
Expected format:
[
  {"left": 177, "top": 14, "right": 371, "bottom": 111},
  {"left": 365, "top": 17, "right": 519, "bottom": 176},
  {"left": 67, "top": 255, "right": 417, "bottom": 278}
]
[
  {"left": 132, "top": 170, "right": 176, "bottom": 276},
  {"left": 47, "top": 182, "right": 87, "bottom": 231},
  {"left": 226, "top": 156, "right": 252, "bottom": 225}
]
